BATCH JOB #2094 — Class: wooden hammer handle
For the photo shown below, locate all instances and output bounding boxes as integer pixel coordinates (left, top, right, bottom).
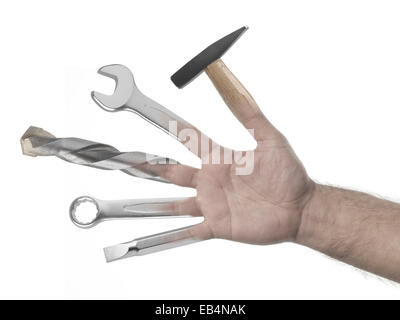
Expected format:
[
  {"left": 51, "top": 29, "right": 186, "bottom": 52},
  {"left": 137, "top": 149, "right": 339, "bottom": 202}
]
[{"left": 205, "top": 59, "right": 262, "bottom": 124}]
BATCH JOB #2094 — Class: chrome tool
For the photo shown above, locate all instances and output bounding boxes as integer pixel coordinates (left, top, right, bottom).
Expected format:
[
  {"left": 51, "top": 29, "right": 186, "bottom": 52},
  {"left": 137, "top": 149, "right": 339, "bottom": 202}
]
[
  {"left": 92, "top": 64, "right": 196, "bottom": 140},
  {"left": 70, "top": 195, "right": 190, "bottom": 228},
  {"left": 103, "top": 225, "right": 201, "bottom": 262},
  {"left": 21, "top": 126, "right": 176, "bottom": 182},
  {"left": 69, "top": 195, "right": 202, "bottom": 262}
]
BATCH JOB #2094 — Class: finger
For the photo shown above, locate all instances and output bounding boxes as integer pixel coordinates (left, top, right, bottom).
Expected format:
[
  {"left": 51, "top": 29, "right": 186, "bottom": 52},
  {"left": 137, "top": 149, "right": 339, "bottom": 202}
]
[
  {"left": 205, "top": 59, "right": 279, "bottom": 142},
  {"left": 173, "top": 197, "right": 202, "bottom": 217},
  {"left": 188, "top": 222, "right": 214, "bottom": 240},
  {"left": 139, "top": 162, "right": 199, "bottom": 187}
]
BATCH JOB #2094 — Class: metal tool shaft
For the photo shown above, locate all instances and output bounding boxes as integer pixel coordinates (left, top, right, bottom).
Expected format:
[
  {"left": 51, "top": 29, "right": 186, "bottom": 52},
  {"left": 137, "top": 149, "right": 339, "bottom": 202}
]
[
  {"left": 103, "top": 225, "right": 202, "bottom": 262},
  {"left": 70, "top": 196, "right": 191, "bottom": 228},
  {"left": 21, "top": 126, "right": 176, "bottom": 182},
  {"left": 123, "top": 88, "right": 193, "bottom": 140}
]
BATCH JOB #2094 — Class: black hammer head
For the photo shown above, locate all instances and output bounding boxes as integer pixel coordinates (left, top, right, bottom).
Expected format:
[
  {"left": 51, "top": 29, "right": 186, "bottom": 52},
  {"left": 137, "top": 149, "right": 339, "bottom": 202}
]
[{"left": 171, "top": 26, "right": 248, "bottom": 89}]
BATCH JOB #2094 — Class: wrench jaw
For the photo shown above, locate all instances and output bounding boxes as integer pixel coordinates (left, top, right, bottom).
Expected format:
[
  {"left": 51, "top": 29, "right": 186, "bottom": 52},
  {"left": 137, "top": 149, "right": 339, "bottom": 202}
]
[{"left": 91, "top": 64, "right": 137, "bottom": 113}]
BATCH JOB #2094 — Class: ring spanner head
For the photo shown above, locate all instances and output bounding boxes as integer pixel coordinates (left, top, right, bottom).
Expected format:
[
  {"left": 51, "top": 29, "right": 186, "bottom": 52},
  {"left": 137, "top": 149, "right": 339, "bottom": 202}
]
[
  {"left": 91, "top": 64, "right": 136, "bottom": 112},
  {"left": 69, "top": 196, "right": 101, "bottom": 229}
]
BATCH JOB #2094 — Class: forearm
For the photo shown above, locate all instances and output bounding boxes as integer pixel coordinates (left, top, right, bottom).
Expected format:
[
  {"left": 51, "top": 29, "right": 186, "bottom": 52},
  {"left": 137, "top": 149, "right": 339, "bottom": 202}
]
[{"left": 296, "top": 183, "right": 400, "bottom": 282}]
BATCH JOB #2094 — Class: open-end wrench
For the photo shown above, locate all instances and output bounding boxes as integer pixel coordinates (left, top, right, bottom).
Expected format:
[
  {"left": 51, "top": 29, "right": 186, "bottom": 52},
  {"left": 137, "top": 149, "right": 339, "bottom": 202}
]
[{"left": 91, "top": 64, "right": 196, "bottom": 141}]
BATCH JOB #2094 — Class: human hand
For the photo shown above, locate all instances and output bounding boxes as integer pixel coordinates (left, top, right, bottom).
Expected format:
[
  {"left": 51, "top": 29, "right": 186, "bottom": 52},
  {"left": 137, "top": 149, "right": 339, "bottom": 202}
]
[{"left": 150, "top": 60, "right": 315, "bottom": 245}]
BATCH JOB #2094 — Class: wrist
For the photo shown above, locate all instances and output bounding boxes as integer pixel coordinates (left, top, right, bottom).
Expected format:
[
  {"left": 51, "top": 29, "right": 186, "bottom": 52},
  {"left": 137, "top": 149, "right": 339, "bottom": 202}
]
[
  {"left": 295, "top": 184, "right": 358, "bottom": 260},
  {"left": 295, "top": 182, "right": 321, "bottom": 246},
  {"left": 295, "top": 184, "right": 351, "bottom": 256}
]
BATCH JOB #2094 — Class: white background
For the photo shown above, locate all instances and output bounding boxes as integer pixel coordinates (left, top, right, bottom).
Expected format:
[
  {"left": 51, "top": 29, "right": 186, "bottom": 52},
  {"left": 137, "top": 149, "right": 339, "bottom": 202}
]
[{"left": 1, "top": 0, "right": 400, "bottom": 299}]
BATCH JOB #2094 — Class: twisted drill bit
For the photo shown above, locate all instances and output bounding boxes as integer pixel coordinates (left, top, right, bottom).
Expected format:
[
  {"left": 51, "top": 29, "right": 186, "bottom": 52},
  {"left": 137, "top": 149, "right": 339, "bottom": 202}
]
[{"left": 20, "top": 126, "right": 177, "bottom": 182}]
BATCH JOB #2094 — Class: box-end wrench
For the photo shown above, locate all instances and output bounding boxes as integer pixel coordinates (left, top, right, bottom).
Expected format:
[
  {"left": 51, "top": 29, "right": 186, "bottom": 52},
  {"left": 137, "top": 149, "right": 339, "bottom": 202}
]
[{"left": 69, "top": 195, "right": 192, "bottom": 228}]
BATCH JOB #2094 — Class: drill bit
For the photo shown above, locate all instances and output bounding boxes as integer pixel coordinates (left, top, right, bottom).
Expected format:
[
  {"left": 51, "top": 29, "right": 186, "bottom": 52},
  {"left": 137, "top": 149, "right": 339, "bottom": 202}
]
[{"left": 20, "top": 126, "right": 177, "bottom": 182}]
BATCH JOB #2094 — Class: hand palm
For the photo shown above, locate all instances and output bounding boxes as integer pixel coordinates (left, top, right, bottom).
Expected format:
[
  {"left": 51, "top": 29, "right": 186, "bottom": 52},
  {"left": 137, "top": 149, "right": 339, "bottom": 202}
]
[{"left": 195, "top": 132, "right": 313, "bottom": 244}]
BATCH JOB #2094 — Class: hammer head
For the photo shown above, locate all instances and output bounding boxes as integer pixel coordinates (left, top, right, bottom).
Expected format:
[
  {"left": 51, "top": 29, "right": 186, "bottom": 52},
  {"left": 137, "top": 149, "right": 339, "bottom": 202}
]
[{"left": 171, "top": 26, "right": 248, "bottom": 89}]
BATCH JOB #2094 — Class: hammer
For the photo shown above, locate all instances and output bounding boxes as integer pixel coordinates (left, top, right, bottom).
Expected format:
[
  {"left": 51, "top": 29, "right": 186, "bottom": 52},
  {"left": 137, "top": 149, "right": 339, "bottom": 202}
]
[{"left": 171, "top": 26, "right": 269, "bottom": 140}]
